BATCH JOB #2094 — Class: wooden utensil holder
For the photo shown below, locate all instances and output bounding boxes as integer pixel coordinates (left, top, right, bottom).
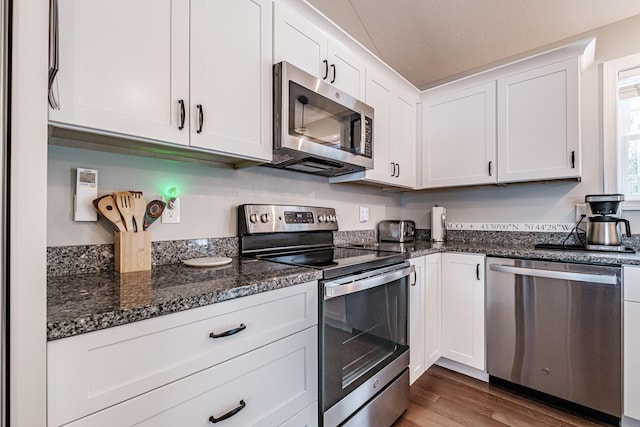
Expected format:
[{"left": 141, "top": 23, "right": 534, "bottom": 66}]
[{"left": 114, "top": 231, "right": 151, "bottom": 273}]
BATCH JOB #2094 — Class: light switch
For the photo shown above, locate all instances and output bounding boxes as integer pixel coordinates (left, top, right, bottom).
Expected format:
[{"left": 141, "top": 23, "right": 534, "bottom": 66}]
[{"left": 359, "top": 206, "right": 369, "bottom": 223}]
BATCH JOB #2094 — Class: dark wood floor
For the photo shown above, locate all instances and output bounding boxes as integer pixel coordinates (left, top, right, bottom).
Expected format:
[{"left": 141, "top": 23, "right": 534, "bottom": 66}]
[{"left": 393, "top": 365, "right": 614, "bottom": 427}]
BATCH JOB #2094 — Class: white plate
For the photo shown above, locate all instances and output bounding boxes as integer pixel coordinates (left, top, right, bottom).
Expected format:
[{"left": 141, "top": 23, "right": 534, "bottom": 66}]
[{"left": 182, "top": 257, "right": 233, "bottom": 267}]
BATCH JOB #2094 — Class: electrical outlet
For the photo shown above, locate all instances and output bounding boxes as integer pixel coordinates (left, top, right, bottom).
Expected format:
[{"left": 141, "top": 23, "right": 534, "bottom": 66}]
[
  {"left": 359, "top": 206, "right": 369, "bottom": 223},
  {"left": 162, "top": 196, "right": 180, "bottom": 224},
  {"left": 575, "top": 203, "right": 588, "bottom": 222}
]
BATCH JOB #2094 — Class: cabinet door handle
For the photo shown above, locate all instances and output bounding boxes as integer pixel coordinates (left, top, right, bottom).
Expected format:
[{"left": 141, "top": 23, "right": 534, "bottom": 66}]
[
  {"left": 178, "top": 99, "right": 186, "bottom": 130},
  {"left": 488, "top": 161, "right": 492, "bottom": 176},
  {"left": 476, "top": 263, "right": 481, "bottom": 280},
  {"left": 571, "top": 151, "right": 575, "bottom": 168},
  {"left": 390, "top": 162, "right": 396, "bottom": 177},
  {"left": 396, "top": 163, "right": 400, "bottom": 178},
  {"left": 330, "top": 64, "right": 336, "bottom": 84},
  {"left": 411, "top": 270, "right": 417, "bottom": 286},
  {"left": 209, "top": 323, "right": 246, "bottom": 339},
  {"left": 322, "top": 59, "right": 329, "bottom": 79},
  {"left": 209, "top": 400, "right": 246, "bottom": 423},
  {"left": 196, "top": 104, "right": 204, "bottom": 134}
]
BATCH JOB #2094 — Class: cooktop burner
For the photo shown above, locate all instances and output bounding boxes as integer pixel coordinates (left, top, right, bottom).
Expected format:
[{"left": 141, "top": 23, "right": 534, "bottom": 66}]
[{"left": 534, "top": 243, "right": 635, "bottom": 253}]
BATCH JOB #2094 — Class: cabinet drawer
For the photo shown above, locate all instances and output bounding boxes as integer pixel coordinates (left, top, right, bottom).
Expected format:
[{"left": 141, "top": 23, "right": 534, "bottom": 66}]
[
  {"left": 65, "top": 327, "right": 318, "bottom": 426},
  {"left": 624, "top": 266, "right": 640, "bottom": 302},
  {"left": 48, "top": 281, "right": 317, "bottom": 426}
]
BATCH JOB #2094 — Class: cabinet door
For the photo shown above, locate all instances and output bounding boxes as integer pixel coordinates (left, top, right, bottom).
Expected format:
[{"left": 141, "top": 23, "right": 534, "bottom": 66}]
[
  {"left": 363, "top": 70, "right": 393, "bottom": 183},
  {"left": 390, "top": 85, "right": 417, "bottom": 188},
  {"left": 273, "top": 2, "right": 327, "bottom": 79},
  {"left": 409, "top": 256, "right": 426, "bottom": 384},
  {"left": 327, "top": 41, "right": 366, "bottom": 100},
  {"left": 49, "top": 0, "right": 190, "bottom": 146},
  {"left": 497, "top": 58, "right": 580, "bottom": 182},
  {"left": 423, "top": 254, "right": 442, "bottom": 370},
  {"left": 625, "top": 301, "right": 640, "bottom": 420},
  {"left": 422, "top": 81, "right": 497, "bottom": 188},
  {"left": 441, "top": 253, "right": 485, "bottom": 371},
  {"left": 189, "top": 0, "right": 272, "bottom": 161},
  {"left": 64, "top": 327, "right": 318, "bottom": 427}
]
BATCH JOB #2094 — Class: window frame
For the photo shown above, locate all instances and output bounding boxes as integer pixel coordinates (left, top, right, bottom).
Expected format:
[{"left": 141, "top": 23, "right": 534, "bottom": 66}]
[{"left": 603, "top": 52, "right": 640, "bottom": 210}]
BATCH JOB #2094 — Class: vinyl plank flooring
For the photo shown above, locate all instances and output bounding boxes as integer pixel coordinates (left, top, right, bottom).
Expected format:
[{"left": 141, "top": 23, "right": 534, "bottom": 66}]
[{"left": 393, "top": 366, "right": 614, "bottom": 427}]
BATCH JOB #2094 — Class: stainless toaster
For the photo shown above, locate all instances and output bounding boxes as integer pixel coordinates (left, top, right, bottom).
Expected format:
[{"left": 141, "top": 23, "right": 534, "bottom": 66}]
[{"left": 378, "top": 220, "right": 416, "bottom": 242}]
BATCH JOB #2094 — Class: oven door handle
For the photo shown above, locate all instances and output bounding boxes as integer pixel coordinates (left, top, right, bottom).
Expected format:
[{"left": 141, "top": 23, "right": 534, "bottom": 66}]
[{"left": 324, "top": 265, "right": 415, "bottom": 299}]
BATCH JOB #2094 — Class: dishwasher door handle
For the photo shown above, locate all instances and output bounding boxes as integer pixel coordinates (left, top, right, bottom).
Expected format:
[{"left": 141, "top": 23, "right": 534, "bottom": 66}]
[{"left": 489, "top": 264, "right": 619, "bottom": 285}]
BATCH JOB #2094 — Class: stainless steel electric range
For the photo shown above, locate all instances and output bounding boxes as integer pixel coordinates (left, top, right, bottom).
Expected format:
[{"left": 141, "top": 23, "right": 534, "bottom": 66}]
[{"left": 238, "top": 204, "right": 414, "bottom": 427}]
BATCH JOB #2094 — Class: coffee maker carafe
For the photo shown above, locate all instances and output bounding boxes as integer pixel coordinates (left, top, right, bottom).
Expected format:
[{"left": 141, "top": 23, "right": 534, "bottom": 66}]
[{"left": 585, "top": 194, "right": 631, "bottom": 250}]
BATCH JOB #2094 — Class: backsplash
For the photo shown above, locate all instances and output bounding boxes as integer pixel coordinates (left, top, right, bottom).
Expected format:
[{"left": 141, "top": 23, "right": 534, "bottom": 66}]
[{"left": 47, "top": 237, "right": 238, "bottom": 276}]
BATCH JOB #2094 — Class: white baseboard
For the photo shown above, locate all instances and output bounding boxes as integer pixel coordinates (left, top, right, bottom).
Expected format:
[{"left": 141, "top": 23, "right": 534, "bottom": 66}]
[{"left": 434, "top": 358, "right": 489, "bottom": 382}]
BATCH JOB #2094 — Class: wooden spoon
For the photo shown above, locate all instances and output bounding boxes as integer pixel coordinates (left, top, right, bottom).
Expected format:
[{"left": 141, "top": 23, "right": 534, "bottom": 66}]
[{"left": 95, "top": 195, "right": 126, "bottom": 232}]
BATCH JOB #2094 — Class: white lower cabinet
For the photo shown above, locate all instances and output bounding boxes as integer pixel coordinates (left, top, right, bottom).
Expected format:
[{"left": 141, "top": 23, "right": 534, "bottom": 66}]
[
  {"left": 624, "top": 266, "right": 640, "bottom": 422},
  {"left": 440, "top": 252, "right": 486, "bottom": 371},
  {"left": 47, "top": 281, "right": 318, "bottom": 427},
  {"left": 64, "top": 327, "right": 317, "bottom": 426},
  {"left": 409, "top": 254, "right": 441, "bottom": 384}
]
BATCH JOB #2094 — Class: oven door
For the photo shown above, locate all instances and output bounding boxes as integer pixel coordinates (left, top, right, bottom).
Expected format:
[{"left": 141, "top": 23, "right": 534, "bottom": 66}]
[{"left": 320, "top": 262, "right": 413, "bottom": 426}]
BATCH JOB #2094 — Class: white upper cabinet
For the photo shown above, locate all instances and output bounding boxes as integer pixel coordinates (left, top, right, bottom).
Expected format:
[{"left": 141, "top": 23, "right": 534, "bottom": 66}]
[
  {"left": 497, "top": 58, "right": 580, "bottom": 183},
  {"left": 422, "top": 81, "right": 497, "bottom": 188},
  {"left": 49, "top": 0, "right": 191, "bottom": 146},
  {"left": 273, "top": 1, "right": 365, "bottom": 99},
  {"left": 50, "top": 0, "right": 272, "bottom": 163},
  {"left": 189, "top": 0, "right": 272, "bottom": 160},
  {"left": 419, "top": 38, "right": 593, "bottom": 189},
  {"left": 331, "top": 68, "right": 418, "bottom": 188}
]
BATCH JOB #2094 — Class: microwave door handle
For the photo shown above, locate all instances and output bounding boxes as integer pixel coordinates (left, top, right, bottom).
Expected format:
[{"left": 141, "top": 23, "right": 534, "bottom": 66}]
[{"left": 324, "top": 265, "right": 415, "bottom": 299}]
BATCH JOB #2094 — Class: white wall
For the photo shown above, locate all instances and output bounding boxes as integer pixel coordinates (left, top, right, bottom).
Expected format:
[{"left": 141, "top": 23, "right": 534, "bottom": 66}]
[
  {"left": 402, "top": 14, "right": 640, "bottom": 233},
  {"left": 47, "top": 144, "right": 402, "bottom": 246}
]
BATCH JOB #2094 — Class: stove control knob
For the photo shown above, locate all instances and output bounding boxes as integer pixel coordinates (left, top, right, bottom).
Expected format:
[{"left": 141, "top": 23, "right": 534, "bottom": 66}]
[
  {"left": 318, "top": 214, "right": 326, "bottom": 223},
  {"left": 260, "top": 213, "right": 270, "bottom": 223},
  {"left": 331, "top": 215, "right": 337, "bottom": 223},
  {"left": 249, "top": 213, "right": 258, "bottom": 223}
]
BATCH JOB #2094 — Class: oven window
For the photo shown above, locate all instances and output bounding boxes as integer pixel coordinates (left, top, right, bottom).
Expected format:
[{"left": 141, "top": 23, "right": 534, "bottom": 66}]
[
  {"left": 321, "top": 277, "right": 408, "bottom": 411},
  {"left": 289, "top": 81, "right": 362, "bottom": 154}
]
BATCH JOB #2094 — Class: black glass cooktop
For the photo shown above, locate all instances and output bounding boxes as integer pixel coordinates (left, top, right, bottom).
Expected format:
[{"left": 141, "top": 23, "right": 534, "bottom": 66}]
[{"left": 258, "top": 247, "right": 406, "bottom": 279}]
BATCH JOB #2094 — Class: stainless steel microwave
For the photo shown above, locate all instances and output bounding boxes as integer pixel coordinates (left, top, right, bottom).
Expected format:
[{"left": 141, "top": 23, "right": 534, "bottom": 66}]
[{"left": 270, "top": 61, "right": 374, "bottom": 177}]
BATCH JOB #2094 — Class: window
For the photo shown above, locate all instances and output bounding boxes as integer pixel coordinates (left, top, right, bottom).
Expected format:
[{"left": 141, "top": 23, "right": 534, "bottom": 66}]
[{"left": 603, "top": 53, "right": 640, "bottom": 209}]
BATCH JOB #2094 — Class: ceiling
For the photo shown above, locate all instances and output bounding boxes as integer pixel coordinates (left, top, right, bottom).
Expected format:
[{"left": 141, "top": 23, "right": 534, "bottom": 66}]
[{"left": 306, "top": 0, "right": 640, "bottom": 89}]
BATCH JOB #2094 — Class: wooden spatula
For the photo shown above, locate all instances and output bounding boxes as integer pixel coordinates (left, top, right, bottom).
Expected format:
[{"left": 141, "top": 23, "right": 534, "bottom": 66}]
[
  {"left": 130, "top": 191, "right": 146, "bottom": 232},
  {"left": 94, "top": 194, "right": 126, "bottom": 232},
  {"left": 114, "top": 191, "right": 135, "bottom": 231}
]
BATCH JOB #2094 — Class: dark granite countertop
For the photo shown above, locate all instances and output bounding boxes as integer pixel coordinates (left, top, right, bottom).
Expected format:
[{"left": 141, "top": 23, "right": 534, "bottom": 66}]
[
  {"left": 48, "top": 239, "right": 640, "bottom": 342},
  {"left": 47, "top": 257, "right": 322, "bottom": 341}
]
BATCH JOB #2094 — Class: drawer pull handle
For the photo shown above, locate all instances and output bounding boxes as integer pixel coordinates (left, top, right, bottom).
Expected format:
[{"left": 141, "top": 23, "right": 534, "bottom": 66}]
[
  {"left": 209, "top": 400, "right": 246, "bottom": 423},
  {"left": 209, "top": 323, "right": 246, "bottom": 339}
]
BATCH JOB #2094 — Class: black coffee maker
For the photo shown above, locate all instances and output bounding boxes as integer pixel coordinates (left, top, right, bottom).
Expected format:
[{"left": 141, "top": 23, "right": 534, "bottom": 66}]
[{"left": 585, "top": 194, "right": 632, "bottom": 251}]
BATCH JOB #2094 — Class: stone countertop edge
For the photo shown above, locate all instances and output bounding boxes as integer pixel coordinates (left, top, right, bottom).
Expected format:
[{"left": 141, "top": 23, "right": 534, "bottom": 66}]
[
  {"left": 404, "top": 241, "right": 640, "bottom": 266},
  {"left": 47, "top": 258, "right": 322, "bottom": 341}
]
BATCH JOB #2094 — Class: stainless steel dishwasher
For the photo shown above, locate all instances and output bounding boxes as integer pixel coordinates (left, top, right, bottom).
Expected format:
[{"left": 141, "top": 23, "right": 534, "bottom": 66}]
[{"left": 486, "top": 257, "right": 621, "bottom": 420}]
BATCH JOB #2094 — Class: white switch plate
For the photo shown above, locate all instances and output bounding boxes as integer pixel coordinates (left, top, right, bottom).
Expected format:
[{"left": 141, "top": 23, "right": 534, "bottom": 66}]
[
  {"left": 575, "top": 203, "right": 588, "bottom": 222},
  {"left": 162, "top": 197, "right": 180, "bottom": 224},
  {"left": 359, "top": 206, "right": 369, "bottom": 222}
]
